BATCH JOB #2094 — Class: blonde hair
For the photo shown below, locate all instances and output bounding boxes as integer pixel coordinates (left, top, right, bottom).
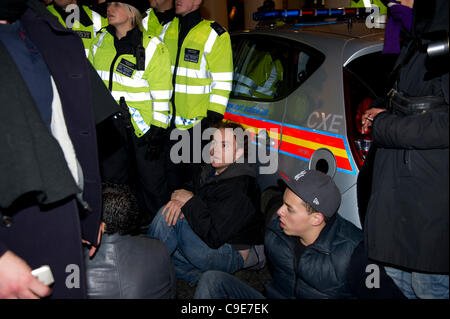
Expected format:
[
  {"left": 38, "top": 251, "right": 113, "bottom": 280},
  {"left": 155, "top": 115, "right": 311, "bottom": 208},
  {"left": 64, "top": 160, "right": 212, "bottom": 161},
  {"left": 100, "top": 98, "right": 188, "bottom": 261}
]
[{"left": 125, "top": 4, "right": 143, "bottom": 31}]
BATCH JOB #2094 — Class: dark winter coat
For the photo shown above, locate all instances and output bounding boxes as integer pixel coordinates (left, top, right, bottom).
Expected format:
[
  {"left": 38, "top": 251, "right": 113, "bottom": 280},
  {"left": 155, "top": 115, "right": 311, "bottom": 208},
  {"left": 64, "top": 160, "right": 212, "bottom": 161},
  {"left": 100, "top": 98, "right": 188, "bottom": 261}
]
[
  {"left": 364, "top": 0, "right": 449, "bottom": 273},
  {"left": 181, "top": 162, "right": 265, "bottom": 250},
  {"left": 0, "top": 1, "right": 118, "bottom": 298},
  {"left": 264, "top": 215, "right": 363, "bottom": 299}
]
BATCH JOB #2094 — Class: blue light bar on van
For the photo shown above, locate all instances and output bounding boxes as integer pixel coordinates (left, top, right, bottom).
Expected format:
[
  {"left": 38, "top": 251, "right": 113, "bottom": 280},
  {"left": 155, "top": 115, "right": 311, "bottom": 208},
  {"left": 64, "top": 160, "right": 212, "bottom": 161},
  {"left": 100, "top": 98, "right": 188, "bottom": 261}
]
[{"left": 253, "top": 7, "right": 368, "bottom": 21}]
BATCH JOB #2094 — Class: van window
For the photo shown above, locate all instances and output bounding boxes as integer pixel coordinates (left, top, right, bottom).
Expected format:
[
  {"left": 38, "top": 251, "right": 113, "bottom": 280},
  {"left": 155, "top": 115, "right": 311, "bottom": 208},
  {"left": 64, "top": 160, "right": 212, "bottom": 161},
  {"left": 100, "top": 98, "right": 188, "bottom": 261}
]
[{"left": 231, "top": 34, "right": 325, "bottom": 101}]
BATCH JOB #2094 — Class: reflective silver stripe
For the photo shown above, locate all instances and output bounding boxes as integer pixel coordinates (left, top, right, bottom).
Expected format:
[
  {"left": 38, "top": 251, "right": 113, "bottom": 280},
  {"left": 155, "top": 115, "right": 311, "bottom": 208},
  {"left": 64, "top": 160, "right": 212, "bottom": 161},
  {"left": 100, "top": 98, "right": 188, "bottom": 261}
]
[
  {"left": 175, "top": 84, "right": 211, "bottom": 94},
  {"left": 142, "top": 8, "right": 151, "bottom": 31},
  {"left": 255, "top": 86, "right": 275, "bottom": 96},
  {"left": 159, "top": 21, "right": 171, "bottom": 41},
  {"left": 97, "top": 70, "right": 149, "bottom": 88},
  {"left": 171, "top": 66, "right": 175, "bottom": 75},
  {"left": 134, "top": 70, "right": 145, "bottom": 78},
  {"left": 176, "top": 66, "right": 209, "bottom": 79},
  {"left": 262, "top": 65, "right": 278, "bottom": 89},
  {"left": 151, "top": 90, "right": 172, "bottom": 100},
  {"left": 210, "top": 94, "right": 228, "bottom": 106},
  {"left": 144, "top": 37, "right": 160, "bottom": 70},
  {"left": 211, "top": 72, "right": 233, "bottom": 82},
  {"left": 204, "top": 28, "right": 218, "bottom": 55},
  {"left": 92, "top": 31, "right": 107, "bottom": 57},
  {"left": 91, "top": 11, "right": 102, "bottom": 34},
  {"left": 211, "top": 81, "right": 232, "bottom": 91},
  {"left": 234, "top": 85, "right": 252, "bottom": 96},
  {"left": 254, "top": 65, "right": 278, "bottom": 96},
  {"left": 152, "top": 102, "right": 170, "bottom": 112},
  {"left": 111, "top": 91, "right": 151, "bottom": 102},
  {"left": 153, "top": 112, "right": 169, "bottom": 125},
  {"left": 235, "top": 74, "right": 256, "bottom": 88},
  {"left": 84, "top": 48, "right": 89, "bottom": 58},
  {"left": 128, "top": 105, "right": 150, "bottom": 134}
]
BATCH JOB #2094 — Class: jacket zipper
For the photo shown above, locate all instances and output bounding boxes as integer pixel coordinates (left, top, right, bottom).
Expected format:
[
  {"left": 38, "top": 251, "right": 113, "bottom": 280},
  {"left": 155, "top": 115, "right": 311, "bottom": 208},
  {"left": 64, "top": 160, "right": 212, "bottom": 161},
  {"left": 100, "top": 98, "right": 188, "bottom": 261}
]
[
  {"left": 170, "top": 37, "right": 182, "bottom": 127},
  {"left": 267, "top": 226, "right": 331, "bottom": 298}
]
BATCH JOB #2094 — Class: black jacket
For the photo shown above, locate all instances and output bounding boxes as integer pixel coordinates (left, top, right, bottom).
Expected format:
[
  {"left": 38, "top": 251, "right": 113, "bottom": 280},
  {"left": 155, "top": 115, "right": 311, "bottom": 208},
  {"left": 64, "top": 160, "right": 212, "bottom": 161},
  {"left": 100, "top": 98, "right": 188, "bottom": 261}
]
[
  {"left": 265, "top": 215, "right": 363, "bottom": 299},
  {"left": 364, "top": 0, "right": 449, "bottom": 273},
  {"left": 0, "top": 0, "right": 119, "bottom": 298},
  {"left": 181, "top": 163, "right": 264, "bottom": 250}
]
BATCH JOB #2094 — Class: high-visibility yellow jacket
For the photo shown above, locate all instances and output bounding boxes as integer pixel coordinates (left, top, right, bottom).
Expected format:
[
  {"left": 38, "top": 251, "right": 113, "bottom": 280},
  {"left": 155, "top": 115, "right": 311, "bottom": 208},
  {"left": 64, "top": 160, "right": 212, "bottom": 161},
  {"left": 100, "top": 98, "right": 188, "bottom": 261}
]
[
  {"left": 161, "top": 19, "right": 233, "bottom": 129},
  {"left": 234, "top": 51, "right": 283, "bottom": 99},
  {"left": 47, "top": 4, "right": 107, "bottom": 57},
  {"left": 89, "top": 27, "right": 173, "bottom": 137},
  {"left": 142, "top": 8, "right": 162, "bottom": 37},
  {"left": 350, "top": 0, "right": 387, "bottom": 15}
]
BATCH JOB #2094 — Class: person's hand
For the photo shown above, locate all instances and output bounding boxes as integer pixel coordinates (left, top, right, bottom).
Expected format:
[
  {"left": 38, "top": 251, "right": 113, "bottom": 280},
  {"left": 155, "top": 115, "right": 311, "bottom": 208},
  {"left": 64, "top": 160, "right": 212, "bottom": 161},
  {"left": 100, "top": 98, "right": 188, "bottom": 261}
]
[
  {"left": 171, "top": 189, "right": 194, "bottom": 206},
  {"left": 161, "top": 200, "right": 185, "bottom": 226},
  {"left": 361, "top": 108, "right": 386, "bottom": 134},
  {"left": 82, "top": 221, "right": 105, "bottom": 258},
  {"left": 0, "top": 251, "right": 52, "bottom": 299}
]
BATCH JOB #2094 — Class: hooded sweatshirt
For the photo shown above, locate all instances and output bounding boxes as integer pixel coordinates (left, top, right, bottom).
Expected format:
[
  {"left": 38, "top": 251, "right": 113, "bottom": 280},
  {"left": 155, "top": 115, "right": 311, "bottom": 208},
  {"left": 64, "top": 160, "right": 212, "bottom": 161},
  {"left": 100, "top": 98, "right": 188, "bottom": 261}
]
[{"left": 181, "top": 162, "right": 265, "bottom": 250}]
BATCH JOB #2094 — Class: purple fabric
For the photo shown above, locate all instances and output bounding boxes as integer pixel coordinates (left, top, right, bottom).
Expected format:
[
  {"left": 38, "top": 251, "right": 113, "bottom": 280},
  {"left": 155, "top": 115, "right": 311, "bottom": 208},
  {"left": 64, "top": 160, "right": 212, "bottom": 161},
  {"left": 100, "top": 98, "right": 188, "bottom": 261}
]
[{"left": 383, "top": 1, "right": 413, "bottom": 54}]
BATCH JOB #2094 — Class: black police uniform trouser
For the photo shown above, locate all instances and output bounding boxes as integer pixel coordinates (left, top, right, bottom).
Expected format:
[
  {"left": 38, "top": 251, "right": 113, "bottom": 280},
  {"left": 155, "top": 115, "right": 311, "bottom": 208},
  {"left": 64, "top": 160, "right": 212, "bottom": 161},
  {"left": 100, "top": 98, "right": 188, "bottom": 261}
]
[
  {"left": 164, "top": 123, "right": 209, "bottom": 194},
  {"left": 97, "top": 116, "right": 169, "bottom": 225}
]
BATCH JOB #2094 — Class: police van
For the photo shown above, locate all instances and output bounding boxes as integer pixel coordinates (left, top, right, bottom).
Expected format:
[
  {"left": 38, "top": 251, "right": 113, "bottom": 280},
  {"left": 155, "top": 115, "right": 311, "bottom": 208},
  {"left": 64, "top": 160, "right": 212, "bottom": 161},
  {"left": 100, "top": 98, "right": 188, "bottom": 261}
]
[{"left": 225, "top": 8, "right": 396, "bottom": 228}]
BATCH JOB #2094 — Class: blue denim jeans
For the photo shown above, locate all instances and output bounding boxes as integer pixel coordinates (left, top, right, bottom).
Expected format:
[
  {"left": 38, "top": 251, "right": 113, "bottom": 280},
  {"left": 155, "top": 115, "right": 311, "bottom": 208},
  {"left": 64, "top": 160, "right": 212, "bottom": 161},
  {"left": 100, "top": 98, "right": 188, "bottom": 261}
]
[
  {"left": 385, "top": 266, "right": 449, "bottom": 299},
  {"left": 148, "top": 207, "right": 244, "bottom": 285},
  {"left": 194, "top": 270, "right": 266, "bottom": 299}
]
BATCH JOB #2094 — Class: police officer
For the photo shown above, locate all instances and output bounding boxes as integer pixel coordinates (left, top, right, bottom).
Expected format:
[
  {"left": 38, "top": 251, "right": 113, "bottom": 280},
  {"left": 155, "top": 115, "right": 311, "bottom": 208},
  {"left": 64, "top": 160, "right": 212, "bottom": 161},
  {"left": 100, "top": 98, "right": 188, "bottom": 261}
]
[
  {"left": 162, "top": 0, "right": 233, "bottom": 191},
  {"left": 89, "top": 0, "right": 173, "bottom": 224},
  {"left": 142, "top": 0, "right": 176, "bottom": 39},
  {"left": 47, "top": 0, "right": 107, "bottom": 56},
  {"left": 234, "top": 48, "right": 283, "bottom": 99}
]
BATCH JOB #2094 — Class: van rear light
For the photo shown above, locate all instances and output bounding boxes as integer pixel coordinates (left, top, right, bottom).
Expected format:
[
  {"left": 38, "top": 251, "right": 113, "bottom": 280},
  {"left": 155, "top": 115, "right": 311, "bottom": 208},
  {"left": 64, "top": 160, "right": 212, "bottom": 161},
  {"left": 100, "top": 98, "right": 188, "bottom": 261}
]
[
  {"left": 344, "top": 68, "right": 374, "bottom": 170},
  {"left": 348, "top": 97, "right": 372, "bottom": 169}
]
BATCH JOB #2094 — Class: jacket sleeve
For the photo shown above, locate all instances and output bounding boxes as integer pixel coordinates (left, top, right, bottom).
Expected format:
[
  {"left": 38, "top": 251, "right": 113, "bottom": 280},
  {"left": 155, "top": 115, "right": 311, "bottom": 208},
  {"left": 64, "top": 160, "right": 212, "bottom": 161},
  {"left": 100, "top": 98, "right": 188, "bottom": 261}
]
[
  {"left": 0, "top": 241, "right": 8, "bottom": 258},
  {"left": 206, "top": 29, "right": 233, "bottom": 116},
  {"left": 146, "top": 40, "right": 173, "bottom": 129},
  {"left": 181, "top": 181, "right": 255, "bottom": 249},
  {"left": 87, "top": 61, "right": 121, "bottom": 125},
  {"left": 372, "top": 111, "right": 449, "bottom": 149}
]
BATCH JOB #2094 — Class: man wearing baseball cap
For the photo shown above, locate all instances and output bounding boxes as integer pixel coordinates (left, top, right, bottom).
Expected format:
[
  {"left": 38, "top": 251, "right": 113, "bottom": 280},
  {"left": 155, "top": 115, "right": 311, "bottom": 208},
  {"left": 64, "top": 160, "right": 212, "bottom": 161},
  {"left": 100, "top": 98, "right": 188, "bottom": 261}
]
[{"left": 195, "top": 170, "right": 405, "bottom": 299}]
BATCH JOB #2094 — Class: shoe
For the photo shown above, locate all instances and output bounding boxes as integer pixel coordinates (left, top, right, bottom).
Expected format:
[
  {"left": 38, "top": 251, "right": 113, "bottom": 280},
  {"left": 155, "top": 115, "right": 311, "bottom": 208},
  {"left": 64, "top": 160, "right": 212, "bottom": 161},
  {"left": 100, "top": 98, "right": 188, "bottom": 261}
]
[{"left": 243, "top": 245, "right": 266, "bottom": 270}]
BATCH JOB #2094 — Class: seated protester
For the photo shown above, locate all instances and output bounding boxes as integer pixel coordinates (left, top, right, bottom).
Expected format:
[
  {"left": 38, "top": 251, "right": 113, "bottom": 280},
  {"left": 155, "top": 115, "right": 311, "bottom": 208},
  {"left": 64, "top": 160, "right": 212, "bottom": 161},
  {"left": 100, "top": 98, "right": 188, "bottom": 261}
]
[
  {"left": 148, "top": 122, "right": 265, "bottom": 286},
  {"left": 194, "top": 169, "right": 405, "bottom": 299},
  {"left": 85, "top": 183, "right": 176, "bottom": 299}
]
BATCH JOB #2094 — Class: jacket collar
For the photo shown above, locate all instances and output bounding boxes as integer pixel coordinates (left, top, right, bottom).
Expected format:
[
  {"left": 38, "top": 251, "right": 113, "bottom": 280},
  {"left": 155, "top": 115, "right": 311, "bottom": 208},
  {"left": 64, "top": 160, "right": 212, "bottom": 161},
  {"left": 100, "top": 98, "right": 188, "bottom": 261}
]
[
  {"left": 22, "top": 2, "right": 72, "bottom": 35},
  {"left": 268, "top": 214, "right": 338, "bottom": 255},
  {"left": 155, "top": 7, "right": 175, "bottom": 26},
  {"left": 308, "top": 214, "right": 337, "bottom": 254},
  {"left": 107, "top": 25, "right": 142, "bottom": 53},
  {"left": 178, "top": 9, "right": 202, "bottom": 30},
  {"left": 199, "top": 162, "right": 256, "bottom": 186}
]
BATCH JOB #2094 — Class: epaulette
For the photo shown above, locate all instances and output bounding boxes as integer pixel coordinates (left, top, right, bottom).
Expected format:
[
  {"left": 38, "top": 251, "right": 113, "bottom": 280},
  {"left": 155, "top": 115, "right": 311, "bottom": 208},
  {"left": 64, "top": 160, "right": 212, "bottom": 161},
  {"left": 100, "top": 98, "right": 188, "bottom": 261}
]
[{"left": 211, "top": 21, "right": 226, "bottom": 36}]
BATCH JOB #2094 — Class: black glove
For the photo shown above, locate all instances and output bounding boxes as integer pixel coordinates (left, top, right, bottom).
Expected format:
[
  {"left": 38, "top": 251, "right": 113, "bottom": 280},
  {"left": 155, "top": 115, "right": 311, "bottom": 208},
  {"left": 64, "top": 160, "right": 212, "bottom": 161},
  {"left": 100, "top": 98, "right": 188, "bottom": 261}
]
[{"left": 142, "top": 126, "right": 167, "bottom": 161}]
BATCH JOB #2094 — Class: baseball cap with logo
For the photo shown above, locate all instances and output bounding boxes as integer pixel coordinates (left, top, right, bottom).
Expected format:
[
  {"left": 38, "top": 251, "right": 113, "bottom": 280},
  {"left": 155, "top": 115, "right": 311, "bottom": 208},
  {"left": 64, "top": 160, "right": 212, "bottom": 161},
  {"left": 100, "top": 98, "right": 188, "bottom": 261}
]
[{"left": 279, "top": 169, "right": 341, "bottom": 218}]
